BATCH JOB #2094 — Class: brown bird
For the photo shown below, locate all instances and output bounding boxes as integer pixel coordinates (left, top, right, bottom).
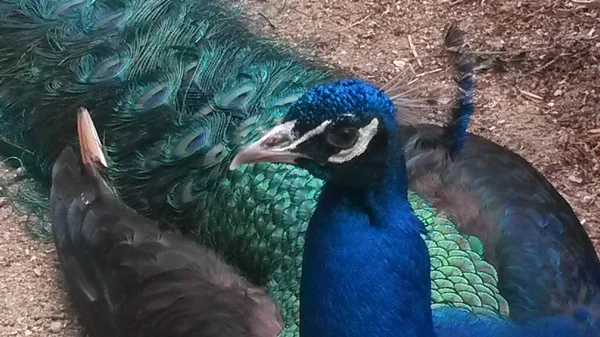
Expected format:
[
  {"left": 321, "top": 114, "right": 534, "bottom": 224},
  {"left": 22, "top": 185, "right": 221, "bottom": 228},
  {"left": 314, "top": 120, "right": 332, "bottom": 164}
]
[{"left": 49, "top": 107, "right": 283, "bottom": 337}]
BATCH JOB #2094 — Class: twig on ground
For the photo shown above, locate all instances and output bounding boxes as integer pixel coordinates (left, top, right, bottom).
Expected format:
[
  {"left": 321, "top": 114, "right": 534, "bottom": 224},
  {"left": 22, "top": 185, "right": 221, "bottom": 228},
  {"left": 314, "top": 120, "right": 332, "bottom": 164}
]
[
  {"left": 415, "top": 68, "right": 443, "bottom": 78},
  {"left": 338, "top": 14, "right": 371, "bottom": 32},
  {"left": 407, "top": 35, "right": 423, "bottom": 67},
  {"left": 259, "top": 11, "right": 277, "bottom": 29},
  {"left": 518, "top": 89, "right": 544, "bottom": 101},
  {"left": 519, "top": 54, "right": 567, "bottom": 77}
]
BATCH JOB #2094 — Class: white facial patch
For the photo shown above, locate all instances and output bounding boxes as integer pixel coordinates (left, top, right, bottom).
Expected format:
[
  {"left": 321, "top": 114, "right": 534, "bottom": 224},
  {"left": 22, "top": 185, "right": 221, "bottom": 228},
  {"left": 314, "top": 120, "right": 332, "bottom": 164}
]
[
  {"left": 272, "top": 119, "right": 332, "bottom": 152},
  {"left": 327, "top": 118, "right": 379, "bottom": 164},
  {"left": 259, "top": 120, "right": 297, "bottom": 148}
]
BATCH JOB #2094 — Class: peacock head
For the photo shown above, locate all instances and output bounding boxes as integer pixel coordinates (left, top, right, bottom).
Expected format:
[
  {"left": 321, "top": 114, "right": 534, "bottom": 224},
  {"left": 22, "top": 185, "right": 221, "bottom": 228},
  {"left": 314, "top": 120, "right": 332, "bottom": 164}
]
[{"left": 230, "top": 78, "right": 402, "bottom": 187}]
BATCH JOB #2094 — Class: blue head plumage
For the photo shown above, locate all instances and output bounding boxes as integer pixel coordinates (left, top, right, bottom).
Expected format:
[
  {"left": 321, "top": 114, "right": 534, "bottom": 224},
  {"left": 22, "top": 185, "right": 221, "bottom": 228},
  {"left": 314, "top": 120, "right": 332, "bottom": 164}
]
[
  {"left": 230, "top": 78, "right": 405, "bottom": 189},
  {"left": 284, "top": 78, "right": 395, "bottom": 123}
]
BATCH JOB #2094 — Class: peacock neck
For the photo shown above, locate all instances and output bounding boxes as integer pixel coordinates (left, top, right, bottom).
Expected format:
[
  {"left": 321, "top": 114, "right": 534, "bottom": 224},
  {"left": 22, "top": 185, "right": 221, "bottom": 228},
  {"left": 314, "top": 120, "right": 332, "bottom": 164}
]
[{"left": 299, "top": 137, "right": 436, "bottom": 337}]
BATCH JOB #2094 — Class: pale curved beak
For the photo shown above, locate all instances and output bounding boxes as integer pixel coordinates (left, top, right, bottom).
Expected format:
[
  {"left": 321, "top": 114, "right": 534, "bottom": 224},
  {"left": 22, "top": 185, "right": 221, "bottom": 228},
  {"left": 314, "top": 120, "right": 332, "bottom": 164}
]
[
  {"left": 77, "top": 107, "right": 107, "bottom": 168},
  {"left": 229, "top": 121, "right": 309, "bottom": 171}
]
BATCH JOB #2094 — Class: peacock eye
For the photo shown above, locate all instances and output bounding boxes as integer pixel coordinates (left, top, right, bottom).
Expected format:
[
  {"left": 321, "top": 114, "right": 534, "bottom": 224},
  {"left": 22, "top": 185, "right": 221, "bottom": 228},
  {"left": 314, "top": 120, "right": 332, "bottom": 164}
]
[{"left": 325, "top": 126, "right": 359, "bottom": 149}]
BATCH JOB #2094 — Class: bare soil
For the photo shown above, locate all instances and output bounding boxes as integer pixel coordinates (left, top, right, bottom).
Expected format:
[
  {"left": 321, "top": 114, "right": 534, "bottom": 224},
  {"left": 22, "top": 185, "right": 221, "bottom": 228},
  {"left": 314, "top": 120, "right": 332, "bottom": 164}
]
[{"left": 0, "top": 0, "right": 598, "bottom": 335}]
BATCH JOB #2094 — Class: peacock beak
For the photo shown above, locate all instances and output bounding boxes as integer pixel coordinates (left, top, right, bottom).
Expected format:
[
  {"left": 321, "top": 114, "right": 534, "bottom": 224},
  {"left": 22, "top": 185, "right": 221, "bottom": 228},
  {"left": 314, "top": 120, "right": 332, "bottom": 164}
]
[{"left": 229, "top": 121, "right": 310, "bottom": 170}]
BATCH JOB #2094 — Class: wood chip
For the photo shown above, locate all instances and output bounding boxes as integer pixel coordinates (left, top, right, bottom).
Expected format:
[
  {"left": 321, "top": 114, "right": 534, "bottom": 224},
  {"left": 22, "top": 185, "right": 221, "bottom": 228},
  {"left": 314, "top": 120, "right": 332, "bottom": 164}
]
[{"left": 568, "top": 175, "right": 584, "bottom": 184}]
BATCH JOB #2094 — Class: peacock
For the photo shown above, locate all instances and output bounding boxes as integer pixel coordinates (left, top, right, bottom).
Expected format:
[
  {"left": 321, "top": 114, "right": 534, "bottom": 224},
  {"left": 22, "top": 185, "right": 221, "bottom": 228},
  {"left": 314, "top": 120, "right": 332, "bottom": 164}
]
[
  {"left": 0, "top": 0, "right": 598, "bottom": 335},
  {"left": 229, "top": 77, "right": 600, "bottom": 337},
  {"left": 49, "top": 107, "right": 283, "bottom": 337}
]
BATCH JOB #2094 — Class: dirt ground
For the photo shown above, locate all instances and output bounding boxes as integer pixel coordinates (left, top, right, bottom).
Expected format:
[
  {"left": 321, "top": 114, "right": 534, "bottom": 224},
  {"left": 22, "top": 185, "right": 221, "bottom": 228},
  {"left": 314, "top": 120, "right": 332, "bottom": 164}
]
[{"left": 0, "top": 0, "right": 598, "bottom": 336}]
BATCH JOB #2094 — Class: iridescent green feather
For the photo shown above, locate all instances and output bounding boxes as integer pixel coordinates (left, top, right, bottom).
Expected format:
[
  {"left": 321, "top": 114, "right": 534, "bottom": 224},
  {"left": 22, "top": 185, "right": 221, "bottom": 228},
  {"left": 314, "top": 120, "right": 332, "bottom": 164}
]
[{"left": 0, "top": 1, "right": 509, "bottom": 336}]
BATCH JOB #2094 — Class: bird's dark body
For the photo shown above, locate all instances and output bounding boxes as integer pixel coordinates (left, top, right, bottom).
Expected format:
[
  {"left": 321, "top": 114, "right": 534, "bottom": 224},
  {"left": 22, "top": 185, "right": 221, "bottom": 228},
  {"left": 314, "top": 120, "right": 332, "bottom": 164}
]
[
  {"left": 50, "top": 147, "right": 283, "bottom": 337},
  {"left": 400, "top": 124, "right": 600, "bottom": 320}
]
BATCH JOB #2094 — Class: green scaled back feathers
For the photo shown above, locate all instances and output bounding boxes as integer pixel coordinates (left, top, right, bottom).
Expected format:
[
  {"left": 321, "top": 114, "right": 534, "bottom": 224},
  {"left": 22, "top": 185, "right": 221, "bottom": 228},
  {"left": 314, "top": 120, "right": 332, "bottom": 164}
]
[{"left": 0, "top": 0, "right": 508, "bottom": 335}]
